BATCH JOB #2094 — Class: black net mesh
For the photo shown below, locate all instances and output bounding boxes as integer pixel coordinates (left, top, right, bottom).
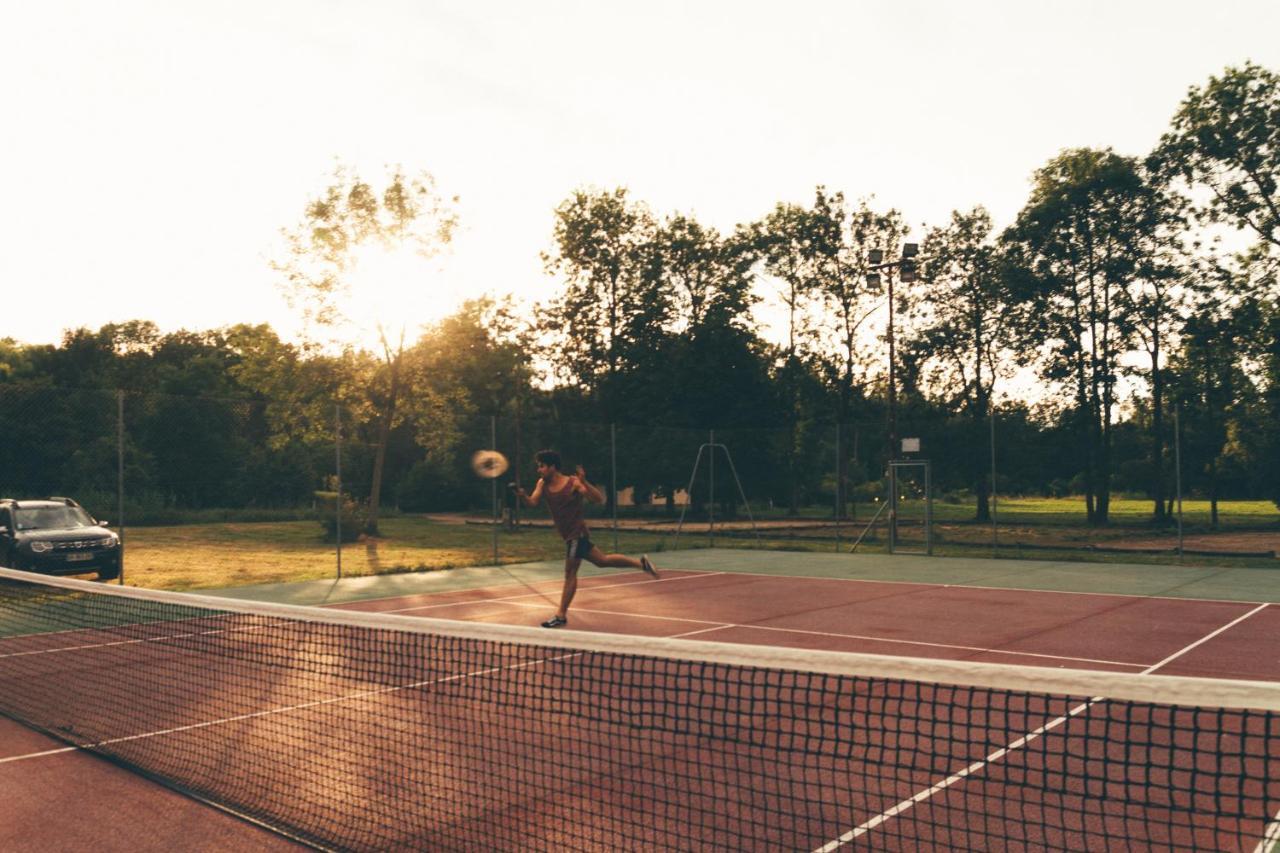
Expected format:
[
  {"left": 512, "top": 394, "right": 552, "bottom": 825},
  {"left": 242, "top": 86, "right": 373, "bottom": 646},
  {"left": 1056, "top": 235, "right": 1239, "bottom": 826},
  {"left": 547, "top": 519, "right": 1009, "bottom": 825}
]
[{"left": 2, "top": 567, "right": 1279, "bottom": 851}]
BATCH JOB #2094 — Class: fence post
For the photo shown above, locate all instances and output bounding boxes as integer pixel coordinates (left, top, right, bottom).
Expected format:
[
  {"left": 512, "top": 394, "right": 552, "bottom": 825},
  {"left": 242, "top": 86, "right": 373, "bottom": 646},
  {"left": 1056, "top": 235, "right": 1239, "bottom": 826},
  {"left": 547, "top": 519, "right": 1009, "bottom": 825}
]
[
  {"left": 991, "top": 404, "right": 998, "bottom": 556},
  {"left": 117, "top": 390, "right": 125, "bottom": 585},
  {"left": 335, "top": 404, "right": 342, "bottom": 580},
  {"left": 834, "top": 422, "right": 841, "bottom": 552},
  {"left": 1175, "top": 405, "right": 1184, "bottom": 561},
  {"left": 611, "top": 423, "right": 618, "bottom": 552}
]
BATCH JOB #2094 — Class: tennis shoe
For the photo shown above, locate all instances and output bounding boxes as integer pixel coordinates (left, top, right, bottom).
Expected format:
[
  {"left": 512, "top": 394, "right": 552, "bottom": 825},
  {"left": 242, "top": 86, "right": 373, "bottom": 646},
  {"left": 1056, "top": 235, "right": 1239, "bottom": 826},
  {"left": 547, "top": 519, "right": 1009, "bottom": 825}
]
[
  {"left": 641, "top": 555, "right": 659, "bottom": 578},
  {"left": 541, "top": 615, "right": 568, "bottom": 628}
]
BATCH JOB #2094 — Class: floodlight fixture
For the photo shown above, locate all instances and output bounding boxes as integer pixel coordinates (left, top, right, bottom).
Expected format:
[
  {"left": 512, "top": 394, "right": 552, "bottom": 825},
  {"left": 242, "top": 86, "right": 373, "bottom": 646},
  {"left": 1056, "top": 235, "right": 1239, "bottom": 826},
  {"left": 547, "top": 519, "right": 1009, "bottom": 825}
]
[{"left": 868, "top": 249, "right": 884, "bottom": 265}]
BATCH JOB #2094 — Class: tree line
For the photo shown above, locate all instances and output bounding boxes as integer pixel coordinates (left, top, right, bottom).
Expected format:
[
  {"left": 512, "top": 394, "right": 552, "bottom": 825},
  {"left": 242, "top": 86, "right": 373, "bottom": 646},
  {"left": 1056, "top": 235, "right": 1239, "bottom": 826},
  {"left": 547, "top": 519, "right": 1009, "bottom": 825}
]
[{"left": 1, "top": 63, "right": 1276, "bottom": 529}]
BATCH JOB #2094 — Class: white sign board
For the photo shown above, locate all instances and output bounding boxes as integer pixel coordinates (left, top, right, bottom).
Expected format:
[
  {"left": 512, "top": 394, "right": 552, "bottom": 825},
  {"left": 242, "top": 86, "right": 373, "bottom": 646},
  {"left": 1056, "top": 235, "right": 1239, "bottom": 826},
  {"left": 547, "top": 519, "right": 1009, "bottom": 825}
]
[{"left": 901, "top": 437, "right": 921, "bottom": 453}]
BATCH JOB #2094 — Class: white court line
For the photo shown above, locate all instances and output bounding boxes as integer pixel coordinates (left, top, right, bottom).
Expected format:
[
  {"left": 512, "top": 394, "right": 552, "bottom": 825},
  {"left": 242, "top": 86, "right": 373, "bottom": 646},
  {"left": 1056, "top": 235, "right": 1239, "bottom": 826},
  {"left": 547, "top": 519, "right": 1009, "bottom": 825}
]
[
  {"left": 320, "top": 569, "right": 723, "bottom": 609},
  {"left": 491, "top": 602, "right": 1146, "bottom": 670},
  {"left": 812, "top": 602, "right": 1272, "bottom": 852},
  {"left": 0, "top": 645, "right": 587, "bottom": 766},
  {"left": 370, "top": 570, "right": 721, "bottom": 616},
  {"left": 1253, "top": 815, "right": 1280, "bottom": 853},
  {"left": 0, "top": 744, "right": 78, "bottom": 764}
]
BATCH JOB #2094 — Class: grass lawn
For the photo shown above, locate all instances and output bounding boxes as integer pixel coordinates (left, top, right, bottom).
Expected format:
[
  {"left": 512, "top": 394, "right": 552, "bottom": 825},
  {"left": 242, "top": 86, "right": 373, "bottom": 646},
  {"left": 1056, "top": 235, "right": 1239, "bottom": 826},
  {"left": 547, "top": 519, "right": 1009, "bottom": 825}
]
[
  {"left": 118, "top": 517, "right": 690, "bottom": 591},
  {"left": 745, "top": 496, "right": 1280, "bottom": 528},
  {"left": 112, "top": 504, "right": 1279, "bottom": 592}
]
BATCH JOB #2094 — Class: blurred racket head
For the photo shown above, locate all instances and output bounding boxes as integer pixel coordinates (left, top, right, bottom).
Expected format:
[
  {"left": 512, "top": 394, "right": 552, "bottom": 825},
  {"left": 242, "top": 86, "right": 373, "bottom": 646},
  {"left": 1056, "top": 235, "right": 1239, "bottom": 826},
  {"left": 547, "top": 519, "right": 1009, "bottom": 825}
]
[{"left": 471, "top": 449, "right": 510, "bottom": 479}]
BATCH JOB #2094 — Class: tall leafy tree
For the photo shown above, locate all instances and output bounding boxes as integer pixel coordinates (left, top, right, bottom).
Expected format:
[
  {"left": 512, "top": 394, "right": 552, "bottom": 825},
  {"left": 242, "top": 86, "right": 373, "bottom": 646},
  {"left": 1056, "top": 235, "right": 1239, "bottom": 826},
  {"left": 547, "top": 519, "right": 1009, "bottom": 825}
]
[
  {"left": 915, "top": 207, "right": 1024, "bottom": 521},
  {"left": 1003, "top": 149, "right": 1149, "bottom": 525},
  {"left": 542, "top": 187, "right": 657, "bottom": 416},
  {"left": 1155, "top": 62, "right": 1280, "bottom": 269},
  {"left": 1117, "top": 167, "right": 1197, "bottom": 521},
  {"left": 273, "top": 164, "right": 458, "bottom": 534},
  {"left": 750, "top": 203, "right": 826, "bottom": 514},
  {"left": 807, "top": 189, "right": 908, "bottom": 515},
  {"left": 1167, "top": 305, "right": 1256, "bottom": 526},
  {"left": 1155, "top": 62, "right": 1280, "bottom": 510}
]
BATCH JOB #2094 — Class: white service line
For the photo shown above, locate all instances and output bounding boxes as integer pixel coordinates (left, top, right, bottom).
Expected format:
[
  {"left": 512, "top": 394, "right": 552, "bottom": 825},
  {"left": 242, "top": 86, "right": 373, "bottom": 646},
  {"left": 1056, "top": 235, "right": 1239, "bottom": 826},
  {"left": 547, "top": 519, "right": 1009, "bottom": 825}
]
[
  {"left": 0, "top": 744, "right": 78, "bottom": 764},
  {"left": 0, "top": 616, "right": 253, "bottom": 661},
  {"left": 372, "top": 571, "right": 720, "bottom": 616},
  {"left": 0, "top": 646, "right": 587, "bottom": 766},
  {"left": 1253, "top": 812, "right": 1280, "bottom": 853},
  {"left": 812, "top": 601, "right": 1273, "bottom": 853},
  {"left": 480, "top": 604, "right": 1145, "bottom": 670}
]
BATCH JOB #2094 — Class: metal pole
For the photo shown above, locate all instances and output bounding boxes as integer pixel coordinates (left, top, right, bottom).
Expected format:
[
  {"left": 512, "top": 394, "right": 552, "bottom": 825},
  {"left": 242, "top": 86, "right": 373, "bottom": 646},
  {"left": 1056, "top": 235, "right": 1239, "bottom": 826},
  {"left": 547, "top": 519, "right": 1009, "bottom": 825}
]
[
  {"left": 925, "top": 461, "right": 933, "bottom": 556},
  {"left": 990, "top": 404, "right": 998, "bottom": 555},
  {"left": 335, "top": 404, "right": 342, "bottom": 580},
  {"left": 888, "top": 274, "right": 897, "bottom": 463},
  {"left": 888, "top": 463, "right": 896, "bottom": 554},
  {"left": 834, "top": 422, "right": 841, "bottom": 552},
  {"left": 611, "top": 423, "right": 618, "bottom": 552},
  {"left": 117, "top": 390, "right": 125, "bottom": 585},
  {"left": 491, "top": 415, "right": 498, "bottom": 566},
  {"left": 1175, "top": 405, "right": 1184, "bottom": 561},
  {"left": 708, "top": 429, "right": 715, "bottom": 548}
]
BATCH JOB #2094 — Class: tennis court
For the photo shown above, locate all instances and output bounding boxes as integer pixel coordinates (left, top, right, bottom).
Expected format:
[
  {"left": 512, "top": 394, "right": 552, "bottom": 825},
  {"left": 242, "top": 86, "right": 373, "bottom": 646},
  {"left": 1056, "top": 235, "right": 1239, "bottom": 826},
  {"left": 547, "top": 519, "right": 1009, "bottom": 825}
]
[{"left": 3, "top": 550, "right": 1280, "bottom": 850}]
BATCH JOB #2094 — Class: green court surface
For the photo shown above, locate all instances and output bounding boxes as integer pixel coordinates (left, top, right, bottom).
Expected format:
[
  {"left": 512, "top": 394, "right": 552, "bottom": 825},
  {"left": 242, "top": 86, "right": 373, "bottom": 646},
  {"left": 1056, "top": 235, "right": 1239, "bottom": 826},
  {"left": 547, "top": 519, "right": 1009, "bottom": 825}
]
[{"left": 205, "top": 548, "right": 1280, "bottom": 607}]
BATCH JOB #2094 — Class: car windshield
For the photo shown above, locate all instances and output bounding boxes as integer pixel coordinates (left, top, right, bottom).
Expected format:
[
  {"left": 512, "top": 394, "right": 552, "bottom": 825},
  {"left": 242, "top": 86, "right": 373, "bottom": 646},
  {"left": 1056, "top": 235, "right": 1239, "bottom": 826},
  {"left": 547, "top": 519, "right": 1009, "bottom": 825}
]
[{"left": 14, "top": 506, "right": 96, "bottom": 531}]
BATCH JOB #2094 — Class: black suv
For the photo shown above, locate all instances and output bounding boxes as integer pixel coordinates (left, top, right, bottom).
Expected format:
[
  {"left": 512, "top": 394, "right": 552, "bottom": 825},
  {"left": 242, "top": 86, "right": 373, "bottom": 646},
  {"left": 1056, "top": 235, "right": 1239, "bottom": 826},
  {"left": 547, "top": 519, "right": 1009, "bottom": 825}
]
[{"left": 0, "top": 497, "right": 121, "bottom": 581}]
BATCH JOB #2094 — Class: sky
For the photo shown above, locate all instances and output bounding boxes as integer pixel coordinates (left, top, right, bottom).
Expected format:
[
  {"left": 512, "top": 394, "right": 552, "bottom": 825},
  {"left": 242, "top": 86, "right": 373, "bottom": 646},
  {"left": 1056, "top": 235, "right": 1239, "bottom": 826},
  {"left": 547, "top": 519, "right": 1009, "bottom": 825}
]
[{"left": 4, "top": 0, "right": 1280, "bottom": 351}]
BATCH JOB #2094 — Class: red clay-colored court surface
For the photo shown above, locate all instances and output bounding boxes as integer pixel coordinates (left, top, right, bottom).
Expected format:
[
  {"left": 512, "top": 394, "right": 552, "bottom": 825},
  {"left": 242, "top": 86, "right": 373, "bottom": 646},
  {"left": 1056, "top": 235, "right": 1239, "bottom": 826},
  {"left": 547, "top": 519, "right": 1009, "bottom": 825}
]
[
  {"left": 328, "top": 567, "right": 1280, "bottom": 681},
  {"left": 5, "top": 559, "right": 1280, "bottom": 850}
]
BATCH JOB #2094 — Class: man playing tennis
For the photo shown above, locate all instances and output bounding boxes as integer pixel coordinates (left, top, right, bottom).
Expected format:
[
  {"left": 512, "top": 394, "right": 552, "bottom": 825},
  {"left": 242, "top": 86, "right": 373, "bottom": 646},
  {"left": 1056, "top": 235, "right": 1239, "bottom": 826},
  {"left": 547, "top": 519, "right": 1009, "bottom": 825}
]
[{"left": 515, "top": 449, "right": 658, "bottom": 628}]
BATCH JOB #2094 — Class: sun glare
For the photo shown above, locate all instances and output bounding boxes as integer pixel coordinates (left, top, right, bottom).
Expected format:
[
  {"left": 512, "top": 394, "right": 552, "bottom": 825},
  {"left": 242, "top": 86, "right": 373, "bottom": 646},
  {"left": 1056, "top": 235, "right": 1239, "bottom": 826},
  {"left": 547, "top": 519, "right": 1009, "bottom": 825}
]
[{"left": 342, "top": 244, "right": 463, "bottom": 351}]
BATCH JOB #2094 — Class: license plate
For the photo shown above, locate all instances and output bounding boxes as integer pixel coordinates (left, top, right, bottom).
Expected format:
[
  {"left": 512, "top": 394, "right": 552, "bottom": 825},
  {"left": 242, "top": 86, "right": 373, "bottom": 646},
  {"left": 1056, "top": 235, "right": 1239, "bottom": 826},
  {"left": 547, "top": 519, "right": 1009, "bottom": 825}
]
[{"left": 65, "top": 553, "right": 94, "bottom": 562}]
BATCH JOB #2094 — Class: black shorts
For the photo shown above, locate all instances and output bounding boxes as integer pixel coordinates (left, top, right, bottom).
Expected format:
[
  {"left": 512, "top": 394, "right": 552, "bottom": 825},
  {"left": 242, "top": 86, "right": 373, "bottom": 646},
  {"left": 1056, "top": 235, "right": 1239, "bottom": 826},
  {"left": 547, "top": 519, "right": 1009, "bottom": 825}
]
[{"left": 565, "top": 536, "right": 594, "bottom": 561}]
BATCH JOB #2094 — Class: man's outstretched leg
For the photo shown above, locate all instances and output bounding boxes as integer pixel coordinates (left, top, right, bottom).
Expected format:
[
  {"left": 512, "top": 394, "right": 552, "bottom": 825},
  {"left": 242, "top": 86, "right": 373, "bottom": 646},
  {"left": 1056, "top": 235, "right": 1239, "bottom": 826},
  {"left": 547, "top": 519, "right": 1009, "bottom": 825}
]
[
  {"left": 585, "top": 547, "right": 659, "bottom": 578},
  {"left": 542, "top": 557, "right": 580, "bottom": 628}
]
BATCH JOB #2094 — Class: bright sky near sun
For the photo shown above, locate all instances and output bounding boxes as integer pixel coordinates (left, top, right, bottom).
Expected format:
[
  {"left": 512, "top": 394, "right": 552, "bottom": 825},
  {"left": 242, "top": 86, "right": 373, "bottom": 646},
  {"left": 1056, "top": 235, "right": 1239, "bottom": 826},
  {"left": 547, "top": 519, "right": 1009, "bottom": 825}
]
[{"left": 4, "top": 0, "right": 1279, "bottom": 350}]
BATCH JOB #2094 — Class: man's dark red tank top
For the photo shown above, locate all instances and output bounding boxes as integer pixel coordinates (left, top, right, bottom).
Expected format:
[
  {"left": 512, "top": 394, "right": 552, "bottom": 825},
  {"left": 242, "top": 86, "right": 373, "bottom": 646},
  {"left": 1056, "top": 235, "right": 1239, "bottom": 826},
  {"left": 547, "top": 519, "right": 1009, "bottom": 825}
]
[{"left": 545, "top": 477, "right": 588, "bottom": 541}]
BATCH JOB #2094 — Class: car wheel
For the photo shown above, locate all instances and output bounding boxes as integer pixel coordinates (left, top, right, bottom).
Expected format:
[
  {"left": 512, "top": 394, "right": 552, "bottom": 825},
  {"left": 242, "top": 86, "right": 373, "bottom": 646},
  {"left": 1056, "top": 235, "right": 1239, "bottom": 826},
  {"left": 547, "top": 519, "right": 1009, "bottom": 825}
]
[{"left": 97, "top": 566, "right": 120, "bottom": 581}]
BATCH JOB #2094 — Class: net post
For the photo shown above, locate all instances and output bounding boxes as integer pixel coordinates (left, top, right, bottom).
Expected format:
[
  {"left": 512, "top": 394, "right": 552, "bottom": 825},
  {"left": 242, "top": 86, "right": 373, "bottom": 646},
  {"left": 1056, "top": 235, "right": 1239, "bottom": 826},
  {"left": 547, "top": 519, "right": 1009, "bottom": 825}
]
[
  {"left": 335, "top": 404, "right": 342, "bottom": 580},
  {"left": 611, "top": 423, "right": 618, "bottom": 552},
  {"left": 117, "top": 389, "right": 125, "bottom": 586}
]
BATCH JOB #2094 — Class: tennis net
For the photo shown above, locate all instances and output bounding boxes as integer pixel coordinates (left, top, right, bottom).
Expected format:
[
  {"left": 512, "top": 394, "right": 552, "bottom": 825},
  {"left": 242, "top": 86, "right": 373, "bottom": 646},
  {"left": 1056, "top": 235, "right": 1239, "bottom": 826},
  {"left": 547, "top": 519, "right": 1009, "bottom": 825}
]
[{"left": 2, "top": 566, "right": 1279, "bottom": 851}]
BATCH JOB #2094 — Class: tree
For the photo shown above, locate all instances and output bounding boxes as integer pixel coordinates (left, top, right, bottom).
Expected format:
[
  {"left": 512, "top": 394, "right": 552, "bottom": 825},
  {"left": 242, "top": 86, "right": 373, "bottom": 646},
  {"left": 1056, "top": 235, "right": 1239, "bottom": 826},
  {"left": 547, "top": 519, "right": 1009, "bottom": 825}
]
[
  {"left": 1116, "top": 166, "right": 1198, "bottom": 522},
  {"left": 273, "top": 164, "right": 458, "bottom": 534},
  {"left": 542, "top": 187, "right": 657, "bottom": 415},
  {"left": 1167, "top": 305, "right": 1255, "bottom": 526},
  {"left": 915, "top": 207, "right": 1024, "bottom": 521},
  {"left": 1155, "top": 62, "right": 1280, "bottom": 511},
  {"left": 807, "top": 189, "right": 908, "bottom": 516},
  {"left": 1155, "top": 62, "right": 1280, "bottom": 267},
  {"left": 750, "top": 203, "right": 827, "bottom": 514},
  {"left": 1003, "top": 149, "right": 1149, "bottom": 525}
]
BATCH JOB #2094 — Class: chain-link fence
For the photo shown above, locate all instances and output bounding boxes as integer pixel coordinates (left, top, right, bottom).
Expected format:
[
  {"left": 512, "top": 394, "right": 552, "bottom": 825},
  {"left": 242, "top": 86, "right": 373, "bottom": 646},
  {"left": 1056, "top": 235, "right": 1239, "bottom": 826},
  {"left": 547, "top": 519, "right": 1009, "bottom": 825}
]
[{"left": 0, "top": 386, "right": 1276, "bottom": 590}]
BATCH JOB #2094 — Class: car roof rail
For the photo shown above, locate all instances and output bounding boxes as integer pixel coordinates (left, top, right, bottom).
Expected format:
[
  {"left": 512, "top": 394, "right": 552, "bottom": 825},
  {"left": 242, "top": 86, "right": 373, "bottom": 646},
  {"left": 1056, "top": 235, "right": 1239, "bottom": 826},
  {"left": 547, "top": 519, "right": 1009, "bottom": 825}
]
[{"left": 47, "top": 496, "right": 80, "bottom": 506}]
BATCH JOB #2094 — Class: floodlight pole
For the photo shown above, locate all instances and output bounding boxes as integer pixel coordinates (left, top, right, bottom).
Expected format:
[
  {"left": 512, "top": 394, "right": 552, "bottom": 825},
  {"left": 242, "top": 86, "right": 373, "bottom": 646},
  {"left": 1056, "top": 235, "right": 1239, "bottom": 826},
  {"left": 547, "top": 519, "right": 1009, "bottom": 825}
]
[{"left": 868, "top": 243, "right": 924, "bottom": 548}]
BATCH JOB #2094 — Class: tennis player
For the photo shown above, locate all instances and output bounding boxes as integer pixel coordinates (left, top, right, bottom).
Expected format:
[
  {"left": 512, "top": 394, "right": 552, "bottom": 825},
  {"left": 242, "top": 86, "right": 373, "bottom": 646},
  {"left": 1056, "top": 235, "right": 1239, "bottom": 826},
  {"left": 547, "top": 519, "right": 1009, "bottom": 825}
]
[{"left": 514, "top": 449, "right": 658, "bottom": 628}]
